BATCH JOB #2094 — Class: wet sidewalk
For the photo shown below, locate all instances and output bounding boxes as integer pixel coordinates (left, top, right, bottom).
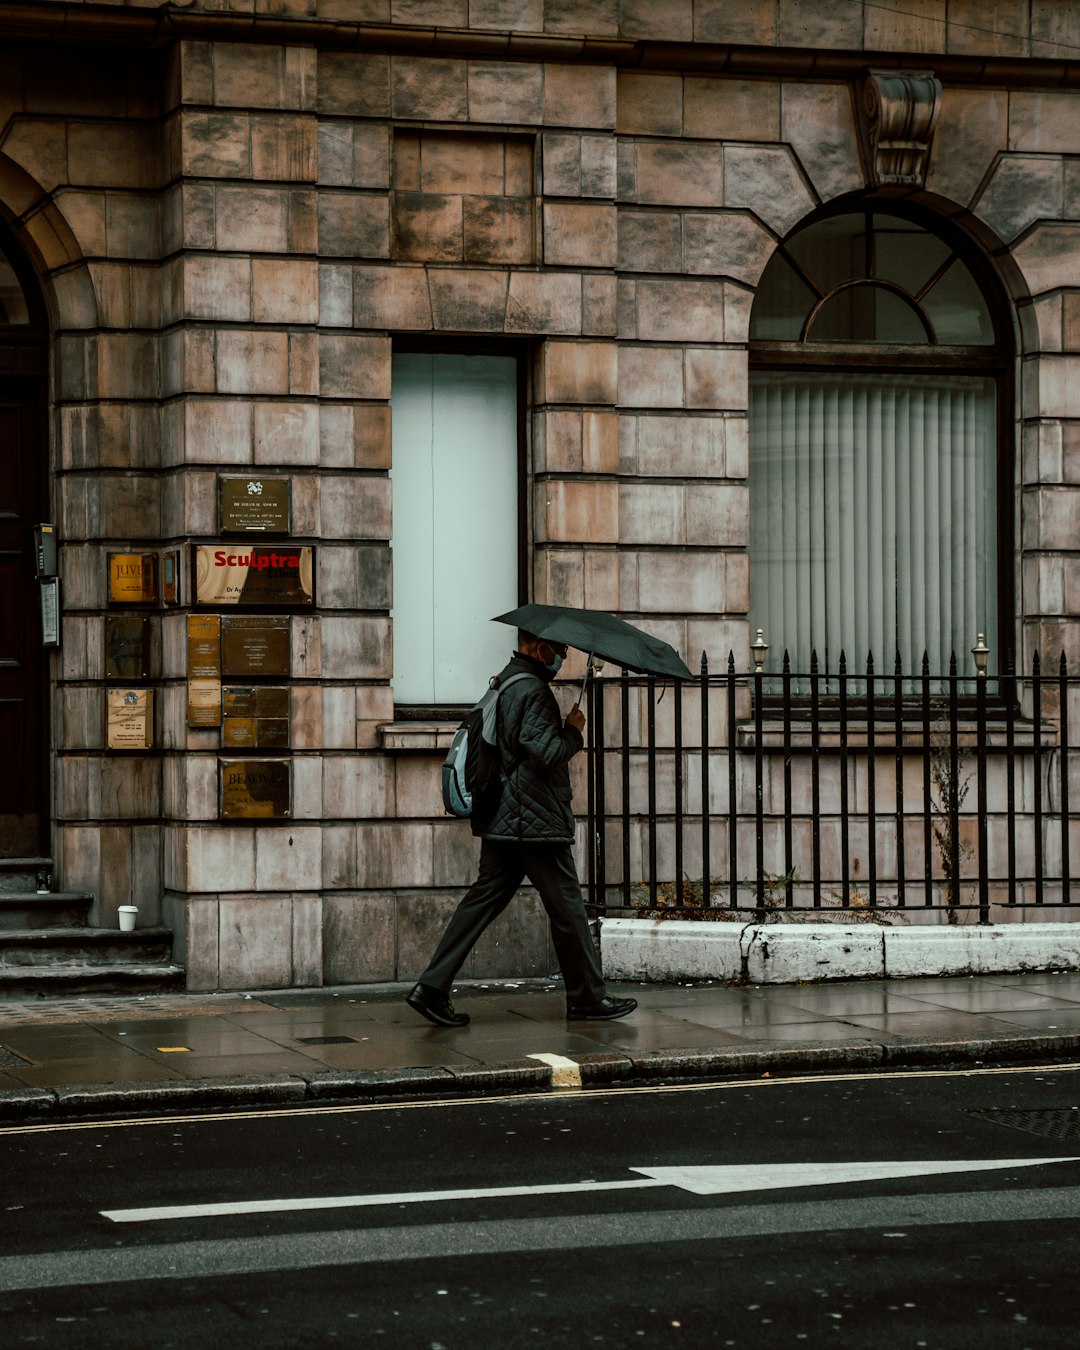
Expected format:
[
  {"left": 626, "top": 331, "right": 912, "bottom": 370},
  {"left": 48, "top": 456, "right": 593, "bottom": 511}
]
[{"left": 4, "top": 971, "right": 1080, "bottom": 1121}]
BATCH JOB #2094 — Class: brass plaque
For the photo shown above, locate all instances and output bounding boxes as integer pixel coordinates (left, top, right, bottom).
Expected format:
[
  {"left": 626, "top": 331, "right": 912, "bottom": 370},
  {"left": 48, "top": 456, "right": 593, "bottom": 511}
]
[
  {"left": 107, "top": 688, "right": 154, "bottom": 749},
  {"left": 195, "top": 544, "right": 313, "bottom": 607},
  {"left": 162, "top": 549, "right": 181, "bottom": 605},
  {"left": 187, "top": 614, "right": 222, "bottom": 678},
  {"left": 187, "top": 678, "right": 223, "bottom": 728},
  {"left": 222, "top": 685, "right": 291, "bottom": 749},
  {"left": 221, "top": 615, "right": 291, "bottom": 677},
  {"left": 109, "top": 552, "right": 157, "bottom": 605},
  {"left": 105, "top": 616, "right": 149, "bottom": 679},
  {"left": 220, "top": 476, "right": 291, "bottom": 534},
  {"left": 222, "top": 716, "right": 258, "bottom": 748},
  {"left": 220, "top": 759, "right": 291, "bottom": 819}
]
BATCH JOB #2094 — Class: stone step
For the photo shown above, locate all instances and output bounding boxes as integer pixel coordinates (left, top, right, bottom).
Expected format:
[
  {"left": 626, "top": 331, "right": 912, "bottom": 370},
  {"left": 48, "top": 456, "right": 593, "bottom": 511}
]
[
  {"left": 0, "top": 858, "right": 54, "bottom": 894},
  {"left": 0, "top": 927, "right": 174, "bottom": 968},
  {"left": 0, "top": 893, "right": 93, "bottom": 931},
  {"left": 0, "top": 962, "right": 186, "bottom": 998}
]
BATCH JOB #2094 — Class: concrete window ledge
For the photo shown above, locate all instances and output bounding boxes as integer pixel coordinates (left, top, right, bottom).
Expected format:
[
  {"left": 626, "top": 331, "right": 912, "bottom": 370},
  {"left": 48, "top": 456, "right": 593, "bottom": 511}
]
[
  {"left": 378, "top": 721, "right": 459, "bottom": 753},
  {"left": 599, "top": 917, "right": 1080, "bottom": 985}
]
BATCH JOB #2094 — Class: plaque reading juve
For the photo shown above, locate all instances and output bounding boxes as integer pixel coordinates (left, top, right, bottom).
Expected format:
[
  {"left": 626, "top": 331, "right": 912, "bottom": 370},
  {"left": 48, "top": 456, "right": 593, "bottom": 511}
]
[
  {"left": 195, "top": 544, "right": 313, "bottom": 607},
  {"left": 108, "top": 552, "right": 157, "bottom": 605},
  {"left": 220, "top": 476, "right": 291, "bottom": 534},
  {"left": 220, "top": 759, "right": 291, "bottom": 819}
]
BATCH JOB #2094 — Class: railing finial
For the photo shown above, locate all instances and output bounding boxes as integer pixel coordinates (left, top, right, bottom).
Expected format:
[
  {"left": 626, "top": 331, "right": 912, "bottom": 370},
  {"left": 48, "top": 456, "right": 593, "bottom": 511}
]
[
  {"left": 972, "top": 632, "right": 990, "bottom": 678},
  {"left": 750, "top": 628, "right": 769, "bottom": 674}
]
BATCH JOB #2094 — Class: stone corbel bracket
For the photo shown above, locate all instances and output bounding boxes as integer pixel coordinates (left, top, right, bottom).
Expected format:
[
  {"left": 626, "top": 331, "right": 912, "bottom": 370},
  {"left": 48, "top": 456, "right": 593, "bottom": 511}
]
[{"left": 857, "top": 69, "right": 943, "bottom": 190}]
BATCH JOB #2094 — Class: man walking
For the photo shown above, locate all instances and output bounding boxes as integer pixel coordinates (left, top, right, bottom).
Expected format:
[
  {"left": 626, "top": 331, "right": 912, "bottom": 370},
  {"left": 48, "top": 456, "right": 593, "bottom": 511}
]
[{"left": 406, "top": 632, "right": 637, "bottom": 1028}]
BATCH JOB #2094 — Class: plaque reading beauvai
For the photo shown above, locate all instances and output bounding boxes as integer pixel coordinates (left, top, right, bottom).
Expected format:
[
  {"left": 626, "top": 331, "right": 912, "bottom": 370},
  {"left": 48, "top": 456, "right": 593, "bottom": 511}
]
[
  {"left": 195, "top": 544, "right": 313, "bottom": 607},
  {"left": 220, "top": 759, "right": 291, "bottom": 819},
  {"left": 107, "top": 688, "right": 154, "bottom": 750},
  {"left": 219, "top": 476, "right": 291, "bottom": 534},
  {"left": 108, "top": 553, "right": 157, "bottom": 605},
  {"left": 221, "top": 615, "right": 291, "bottom": 678}
]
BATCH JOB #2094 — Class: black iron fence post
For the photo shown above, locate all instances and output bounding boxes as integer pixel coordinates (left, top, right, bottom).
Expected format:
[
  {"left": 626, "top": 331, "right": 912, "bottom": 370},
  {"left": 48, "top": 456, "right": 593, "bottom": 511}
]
[
  {"left": 782, "top": 650, "right": 794, "bottom": 908},
  {"left": 921, "top": 652, "right": 933, "bottom": 908},
  {"left": 1034, "top": 652, "right": 1044, "bottom": 906},
  {"left": 700, "top": 652, "right": 711, "bottom": 909},
  {"left": 839, "top": 651, "right": 850, "bottom": 904},
  {"left": 894, "top": 650, "right": 906, "bottom": 909},
  {"left": 1061, "top": 652, "right": 1071, "bottom": 907},
  {"left": 727, "top": 652, "right": 737, "bottom": 910},
  {"left": 976, "top": 653, "right": 989, "bottom": 924},
  {"left": 867, "top": 651, "right": 878, "bottom": 910}
]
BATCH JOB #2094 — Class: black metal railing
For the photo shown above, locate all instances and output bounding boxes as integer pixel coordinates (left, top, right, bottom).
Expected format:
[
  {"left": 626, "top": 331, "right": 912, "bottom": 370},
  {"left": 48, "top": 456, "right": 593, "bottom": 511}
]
[{"left": 583, "top": 650, "right": 1076, "bottom": 925}]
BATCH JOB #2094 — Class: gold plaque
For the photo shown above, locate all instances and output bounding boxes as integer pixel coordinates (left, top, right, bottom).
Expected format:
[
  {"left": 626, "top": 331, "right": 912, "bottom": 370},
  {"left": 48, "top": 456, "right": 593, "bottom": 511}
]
[
  {"left": 105, "top": 616, "right": 149, "bottom": 679},
  {"left": 222, "top": 685, "right": 291, "bottom": 749},
  {"left": 162, "top": 549, "right": 181, "bottom": 605},
  {"left": 187, "top": 614, "right": 222, "bottom": 678},
  {"left": 220, "top": 759, "right": 291, "bottom": 819},
  {"left": 222, "top": 716, "right": 258, "bottom": 748},
  {"left": 187, "top": 678, "right": 223, "bottom": 728},
  {"left": 107, "top": 688, "right": 153, "bottom": 749},
  {"left": 109, "top": 553, "right": 157, "bottom": 605},
  {"left": 220, "top": 476, "right": 291, "bottom": 534},
  {"left": 195, "top": 544, "right": 313, "bottom": 607},
  {"left": 221, "top": 615, "right": 290, "bottom": 677}
]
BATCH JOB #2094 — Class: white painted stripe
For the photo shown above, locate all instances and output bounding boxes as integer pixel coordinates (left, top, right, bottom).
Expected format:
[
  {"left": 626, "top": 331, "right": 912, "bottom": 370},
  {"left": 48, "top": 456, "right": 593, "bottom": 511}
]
[
  {"left": 526, "top": 1052, "right": 583, "bottom": 1088},
  {"left": 101, "top": 1178, "right": 663, "bottom": 1224},
  {"left": 101, "top": 1156, "right": 1080, "bottom": 1225},
  {"left": 631, "top": 1157, "right": 1080, "bottom": 1195}
]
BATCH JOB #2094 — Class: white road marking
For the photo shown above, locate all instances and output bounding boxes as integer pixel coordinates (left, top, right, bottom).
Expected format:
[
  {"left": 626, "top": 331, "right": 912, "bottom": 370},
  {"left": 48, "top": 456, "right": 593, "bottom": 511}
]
[
  {"left": 526, "top": 1052, "right": 582, "bottom": 1088},
  {"left": 630, "top": 1157, "right": 1080, "bottom": 1194},
  {"left": 100, "top": 1156, "right": 1079, "bottom": 1224},
  {"left": 101, "top": 1178, "right": 662, "bottom": 1223}
]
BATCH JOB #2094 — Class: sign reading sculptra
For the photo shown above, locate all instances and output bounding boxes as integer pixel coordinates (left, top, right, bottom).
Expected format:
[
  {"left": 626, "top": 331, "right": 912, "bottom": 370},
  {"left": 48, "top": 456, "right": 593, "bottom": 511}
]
[{"left": 195, "top": 545, "right": 314, "bottom": 607}]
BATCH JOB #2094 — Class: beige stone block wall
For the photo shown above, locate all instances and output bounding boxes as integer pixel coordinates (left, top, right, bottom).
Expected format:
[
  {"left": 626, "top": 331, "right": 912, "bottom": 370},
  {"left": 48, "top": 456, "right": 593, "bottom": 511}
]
[{"left": 6, "top": 5, "right": 1080, "bottom": 989}]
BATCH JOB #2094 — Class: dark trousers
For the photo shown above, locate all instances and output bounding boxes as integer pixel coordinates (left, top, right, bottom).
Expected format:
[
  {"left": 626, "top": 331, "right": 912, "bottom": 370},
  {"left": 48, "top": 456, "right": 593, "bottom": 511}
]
[{"left": 418, "top": 839, "right": 607, "bottom": 1007}]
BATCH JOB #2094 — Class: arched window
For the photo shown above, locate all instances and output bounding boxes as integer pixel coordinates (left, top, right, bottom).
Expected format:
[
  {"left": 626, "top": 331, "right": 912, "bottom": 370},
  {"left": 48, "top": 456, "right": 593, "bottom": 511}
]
[{"left": 749, "top": 207, "right": 1010, "bottom": 681}]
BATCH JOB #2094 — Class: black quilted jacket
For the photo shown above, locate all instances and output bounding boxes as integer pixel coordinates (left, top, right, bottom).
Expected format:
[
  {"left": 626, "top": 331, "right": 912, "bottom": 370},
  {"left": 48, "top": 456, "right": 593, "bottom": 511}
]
[{"left": 473, "top": 651, "right": 584, "bottom": 843}]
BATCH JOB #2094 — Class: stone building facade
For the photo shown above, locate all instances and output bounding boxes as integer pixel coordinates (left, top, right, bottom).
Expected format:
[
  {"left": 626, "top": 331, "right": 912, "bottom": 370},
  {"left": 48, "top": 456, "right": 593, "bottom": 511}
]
[{"left": 0, "top": 0, "right": 1077, "bottom": 990}]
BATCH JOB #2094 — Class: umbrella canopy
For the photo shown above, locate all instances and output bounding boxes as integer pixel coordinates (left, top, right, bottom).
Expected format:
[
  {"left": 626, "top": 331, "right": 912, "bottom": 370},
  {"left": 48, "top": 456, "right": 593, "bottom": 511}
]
[{"left": 493, "top": 603, "right": 693, "bottom": 680}]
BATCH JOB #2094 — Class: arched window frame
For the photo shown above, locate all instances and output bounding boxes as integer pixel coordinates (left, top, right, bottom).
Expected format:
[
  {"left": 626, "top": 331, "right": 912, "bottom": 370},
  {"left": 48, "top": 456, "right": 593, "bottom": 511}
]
[{"left": 748, "top": 199, "right": 1015, "bottom": 690}]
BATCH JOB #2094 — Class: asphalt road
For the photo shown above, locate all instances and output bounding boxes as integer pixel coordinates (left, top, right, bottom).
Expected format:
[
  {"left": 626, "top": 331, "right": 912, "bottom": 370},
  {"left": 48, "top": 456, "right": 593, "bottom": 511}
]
[{"left": 4, "top": 1064, "right": 1080, "bottom": 1347}]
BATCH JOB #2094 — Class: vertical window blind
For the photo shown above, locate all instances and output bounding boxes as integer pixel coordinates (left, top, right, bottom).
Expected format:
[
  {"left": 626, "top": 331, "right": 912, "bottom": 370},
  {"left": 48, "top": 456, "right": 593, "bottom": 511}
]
[
  {"left": 749, "top": 371, "right": 997, "bottom": 681},
  {"left": 391, "top": 352, "right": 519, "bottom": 705}
]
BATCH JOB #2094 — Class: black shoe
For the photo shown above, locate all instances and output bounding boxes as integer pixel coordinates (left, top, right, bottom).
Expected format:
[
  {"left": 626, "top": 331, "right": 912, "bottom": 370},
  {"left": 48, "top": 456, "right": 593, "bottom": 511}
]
[
  {"left": 406, "top": 983, "right": 470, "bottom": 1028},
  {"left": 567, "top": 996, "right": 637, "bottom": 1021}
]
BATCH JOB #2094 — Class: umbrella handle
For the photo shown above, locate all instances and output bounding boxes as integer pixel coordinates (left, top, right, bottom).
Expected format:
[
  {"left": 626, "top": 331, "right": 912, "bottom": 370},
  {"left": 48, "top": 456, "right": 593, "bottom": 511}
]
[{"left": 577, "top": 651, "right": 596, "bottom": 709}]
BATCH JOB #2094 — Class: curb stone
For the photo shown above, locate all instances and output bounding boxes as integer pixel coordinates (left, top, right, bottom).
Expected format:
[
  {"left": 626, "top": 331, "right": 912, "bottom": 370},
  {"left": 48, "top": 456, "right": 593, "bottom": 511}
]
[{"left": 5, "top": 1031, "right": 1080, "bottom": 1123}]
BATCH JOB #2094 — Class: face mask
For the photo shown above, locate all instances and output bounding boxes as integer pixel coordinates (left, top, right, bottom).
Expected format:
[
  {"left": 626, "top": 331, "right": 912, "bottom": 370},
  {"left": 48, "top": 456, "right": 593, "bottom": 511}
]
[{"left": 545, "top": 651, "right": 564, "bottom": 675}]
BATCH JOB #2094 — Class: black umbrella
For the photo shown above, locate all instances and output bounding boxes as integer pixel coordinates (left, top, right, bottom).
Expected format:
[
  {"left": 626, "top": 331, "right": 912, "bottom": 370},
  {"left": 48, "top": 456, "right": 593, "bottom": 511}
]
[{"left": 493, "top": 604, "right": 693, "bottom": 690}]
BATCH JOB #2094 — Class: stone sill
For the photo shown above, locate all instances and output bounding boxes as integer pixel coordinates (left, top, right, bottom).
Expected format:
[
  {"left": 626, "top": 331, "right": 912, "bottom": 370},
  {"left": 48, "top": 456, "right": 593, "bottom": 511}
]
[
  {"left": 600, "top": 917, "right": 1080, "bottom": 985},
  {"left": 735, "top": 719, "right": 1059, "bottom": 752},
  {"left": 378, "top": 721, "right": 459, "bottom": 753}
]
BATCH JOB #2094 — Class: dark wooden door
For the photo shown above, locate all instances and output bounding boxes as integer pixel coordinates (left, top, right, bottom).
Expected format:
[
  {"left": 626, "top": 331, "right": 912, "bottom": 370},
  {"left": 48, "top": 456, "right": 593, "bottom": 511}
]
[{"left": 0, "top": 378, "right": 46, "bottom": 855}]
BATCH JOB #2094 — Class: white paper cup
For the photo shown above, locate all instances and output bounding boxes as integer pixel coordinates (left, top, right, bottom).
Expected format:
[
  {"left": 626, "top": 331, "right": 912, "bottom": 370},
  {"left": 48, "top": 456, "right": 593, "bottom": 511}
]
[{"left": 118, "top": 906, "right": 138, "bottom": 932}]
